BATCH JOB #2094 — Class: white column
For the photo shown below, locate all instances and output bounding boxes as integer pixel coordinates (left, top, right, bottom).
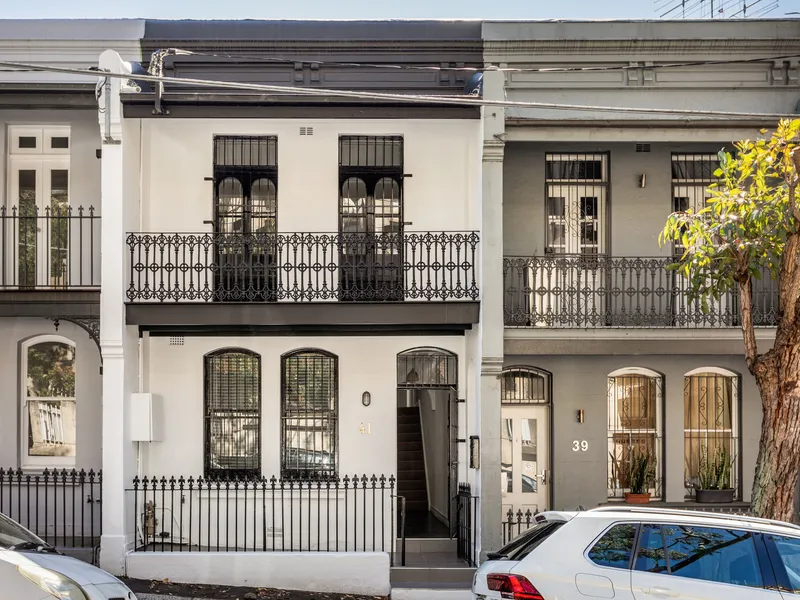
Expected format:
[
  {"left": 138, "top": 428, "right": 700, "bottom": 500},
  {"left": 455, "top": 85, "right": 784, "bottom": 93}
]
[
  {"left": 477, "top": 67, "right": 506, "bottom": 561},
  {"left": 98, "top": 50, "right": 138, "bottom": 575}
]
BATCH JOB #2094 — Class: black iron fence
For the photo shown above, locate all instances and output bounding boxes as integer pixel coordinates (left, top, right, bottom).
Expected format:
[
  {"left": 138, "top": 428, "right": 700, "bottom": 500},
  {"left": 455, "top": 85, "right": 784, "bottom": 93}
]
[
  {"left": 126, "top": 231, "right": 479, "bottom": 303},
  {"left": 503, "top": 508, "right": 536, "bottom": 545},
  {"left": 0, "top": 206, "right": 100, "bottom": 289},
  {"left": 504, "top": 255, "right": 779, "bottom": 328},
  {"left": 129, "top": 474, "right": 398, "bottom": 558},
  {"left": 456, "top": 483, "right": 477, "bottom": 567},
  {"left": 0, "top": 468, "right": 102, "bottom": 548}
]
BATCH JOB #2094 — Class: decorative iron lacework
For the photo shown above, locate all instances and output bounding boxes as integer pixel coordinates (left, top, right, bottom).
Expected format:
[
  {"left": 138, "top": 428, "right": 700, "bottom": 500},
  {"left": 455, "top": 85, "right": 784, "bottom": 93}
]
[
  {"left": 501, "top": 367, "right": 548, "bottom": 405},
  {"left": 127, "top": 231, "right": 479, "bottom": 302},
  {"left": 684, "top": 372, "right": 739, "bottom": 499},
  {"left": 204, "top": 349, "right": 261, "bottom": 479},
  {"left": 607, "top": 372, "right": 663, "bottom": 500},
  {"left": 281, "top": 350, "right": 338, "bottom": 480},
  {"left": 502, "top": 255, "right": 779, "bottom": 328},
  {"left": 397, "top": 348, "right": 457, "bottom": 388}
]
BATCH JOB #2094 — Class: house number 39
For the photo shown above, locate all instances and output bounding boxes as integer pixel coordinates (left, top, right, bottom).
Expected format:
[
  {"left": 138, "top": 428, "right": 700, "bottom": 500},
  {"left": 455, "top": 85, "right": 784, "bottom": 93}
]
[{"left": 572, "top": 440, "right": 589, "bottom": 452}]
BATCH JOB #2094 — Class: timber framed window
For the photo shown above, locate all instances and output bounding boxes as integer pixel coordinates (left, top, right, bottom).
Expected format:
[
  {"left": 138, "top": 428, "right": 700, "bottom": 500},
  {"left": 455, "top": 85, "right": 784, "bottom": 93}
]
[
  {"left": 544, "top": 153, "right": 609, "bottom": 255},
  {"left": 501, "top": 367, "right": 549, "bottom": 405},
  {"left": 607, "top": 368, "right": 663, "bottom": 500},
  {"left": 21, "top": 335, "right": 77, "bottom": 468},
  {"left": 281, "top": 349, "right": 338, "bottom": 479},
  {"left": 204, "top": 348, "right": 261, "bottom": 479},
  {"left": 683, "top": 368, "right": 740, "bottom": 498},
  {"left": 671, "top": 153, "right": 718, "bottom": 256}
]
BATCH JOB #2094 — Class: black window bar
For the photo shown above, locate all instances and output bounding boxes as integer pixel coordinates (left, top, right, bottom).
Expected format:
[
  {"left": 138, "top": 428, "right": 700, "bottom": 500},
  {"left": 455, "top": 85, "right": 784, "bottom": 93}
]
[
  {"left": 204, "top": 349, "right": 261, "bottom": 480},
  {"left": 607, "top": 371, "right": 664, "bottom": 500},
  {"left": 500, "top": 367, "right": 549, "bottom": 405},
  {"left": 683, "top": 372, "right": 740, "bottom": 499},
  {"left": 338, "top": 136, "right": 404, "bottom": 301},
  {"left": 213, "top": 136, "right": 278, "bottom": 302},
  {"left": 281, "top": 350, "right": 338, "bottom": 480}
]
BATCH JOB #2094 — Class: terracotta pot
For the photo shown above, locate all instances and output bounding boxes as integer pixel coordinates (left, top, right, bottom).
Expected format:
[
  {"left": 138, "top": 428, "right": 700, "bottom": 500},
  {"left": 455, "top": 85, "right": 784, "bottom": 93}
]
[
  {"left": 696, "top": 488, "right": 735, "bottom": 504},
  {"left": 625, "top": 492, "right": 652, "bottom": 504}
]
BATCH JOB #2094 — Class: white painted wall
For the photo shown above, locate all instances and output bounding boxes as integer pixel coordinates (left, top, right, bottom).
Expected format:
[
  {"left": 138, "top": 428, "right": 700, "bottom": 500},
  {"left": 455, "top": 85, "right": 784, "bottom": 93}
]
[
  {"left": 418, "top": 389, "right": 450, "bottom": 522},
  {"left": 142, "top": 335, "right": 468, "bottom": 479},
  {"left": 126, "top": 551, "right": 391, "bottom": 596},
  {"left": 139, "top": 118, "right": 481, "bottom": 234}
]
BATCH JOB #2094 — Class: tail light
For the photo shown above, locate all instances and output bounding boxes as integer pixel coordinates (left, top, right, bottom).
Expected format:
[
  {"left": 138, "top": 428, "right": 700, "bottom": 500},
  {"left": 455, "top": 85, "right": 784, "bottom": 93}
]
[{"left": 486, "top": 574, "right": 544, "bottom": 600}]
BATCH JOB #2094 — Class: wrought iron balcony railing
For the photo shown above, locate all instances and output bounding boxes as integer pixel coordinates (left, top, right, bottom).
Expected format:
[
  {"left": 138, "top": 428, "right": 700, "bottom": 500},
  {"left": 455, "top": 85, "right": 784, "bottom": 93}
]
[
  {"left": 127, "top": 231, "right": 479, "bottom": 303},
  {"left": 504, "top": 255, "right": 780, "bottom": 328},
  {"left": 0, "top": 206, "right": 100, "bottom": 289}
]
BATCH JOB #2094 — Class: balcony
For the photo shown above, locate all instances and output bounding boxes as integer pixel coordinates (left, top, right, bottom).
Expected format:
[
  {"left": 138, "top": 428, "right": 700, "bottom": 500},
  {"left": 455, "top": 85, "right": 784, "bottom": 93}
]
[
  {"left": 0, "top": 206, "right": 100, "bottom": 318},
  {"left": 126, "top": 231, "right": 480, "bottom": 332},
  {"left": 503, "top": 255, "right": 779, "bottom": 329}
]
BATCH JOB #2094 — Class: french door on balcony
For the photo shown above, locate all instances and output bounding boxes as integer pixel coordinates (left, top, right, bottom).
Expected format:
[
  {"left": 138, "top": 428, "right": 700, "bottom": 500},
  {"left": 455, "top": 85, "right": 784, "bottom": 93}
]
[
  {"left": 213, "top": 136, "right": 277, "bottom": 302},
  {"left": 338, "top": 136, "right": 404, "bottom": 302},
  {"left": 537, "top": 183, "right": 607, "bottom": 326},
  {"left": 214, "top": 174, "right": 277, "bottom": 302},
  {"left": 8, "top": 158, "right": 70, "bottom": 288}
]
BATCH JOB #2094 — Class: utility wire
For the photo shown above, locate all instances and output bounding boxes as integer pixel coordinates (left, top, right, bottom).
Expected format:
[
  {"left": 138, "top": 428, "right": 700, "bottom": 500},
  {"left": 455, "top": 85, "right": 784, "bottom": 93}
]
[{"left": 0, "top": 58, "right": 795, "bottom": 120}]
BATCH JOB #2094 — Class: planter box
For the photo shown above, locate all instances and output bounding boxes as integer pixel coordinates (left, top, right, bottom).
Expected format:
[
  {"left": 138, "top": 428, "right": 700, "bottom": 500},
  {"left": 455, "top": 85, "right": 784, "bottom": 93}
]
[
  {"left": 696, "top": 488, "right": 735, "bottom": 503},
  {"left": 625, "top": 493, "right": 651, "bottom": 504}
]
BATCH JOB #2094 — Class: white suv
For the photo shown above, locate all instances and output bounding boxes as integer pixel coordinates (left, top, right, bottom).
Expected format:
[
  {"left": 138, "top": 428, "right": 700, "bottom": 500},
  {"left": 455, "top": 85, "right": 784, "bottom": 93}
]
[{"left": 473, "top": 506, "right": 800, "bottom": 600}]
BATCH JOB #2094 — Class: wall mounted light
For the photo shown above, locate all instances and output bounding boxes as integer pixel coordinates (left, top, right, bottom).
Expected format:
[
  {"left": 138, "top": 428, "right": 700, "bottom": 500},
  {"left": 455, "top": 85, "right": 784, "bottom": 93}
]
[
  {"left": 577, "top": 409, "right": 584, "bottom": 424},
  {"left": 469, "top": 435, "right": 480, "bottom": 469},
  {"left": 638, "top": 174, "right": 647, "bottom": 188},
  {"left": 362, "top": 391, "right": 371, "bottom": 407}
]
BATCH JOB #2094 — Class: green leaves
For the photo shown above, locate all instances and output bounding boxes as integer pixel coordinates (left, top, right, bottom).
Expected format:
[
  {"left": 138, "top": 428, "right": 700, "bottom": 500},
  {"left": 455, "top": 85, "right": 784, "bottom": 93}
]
[{"left": 660, "top": 119, "right": 800, "bottom": 307}]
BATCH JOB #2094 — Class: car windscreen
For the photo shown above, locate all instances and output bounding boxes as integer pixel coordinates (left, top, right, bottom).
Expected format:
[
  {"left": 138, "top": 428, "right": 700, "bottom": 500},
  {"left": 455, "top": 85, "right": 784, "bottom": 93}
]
[{"left": 0, "top": 514, "right": 46, "bottom": 548}]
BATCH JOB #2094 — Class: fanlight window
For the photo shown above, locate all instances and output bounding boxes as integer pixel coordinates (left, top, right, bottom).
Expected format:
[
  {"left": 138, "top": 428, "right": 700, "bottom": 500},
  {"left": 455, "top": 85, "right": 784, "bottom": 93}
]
[
  {"left": 501, "top": 367, "right": 548, "bottom": 405},
  {"left": 397, "top": 348, "right": 457, "bottom": 388}
]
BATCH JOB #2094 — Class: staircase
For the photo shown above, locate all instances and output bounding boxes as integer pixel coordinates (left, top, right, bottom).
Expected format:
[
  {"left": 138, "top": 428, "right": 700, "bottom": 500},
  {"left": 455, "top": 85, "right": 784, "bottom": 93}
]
[{"left": 397, "top": 407, "right": 428, "bottom": 512}]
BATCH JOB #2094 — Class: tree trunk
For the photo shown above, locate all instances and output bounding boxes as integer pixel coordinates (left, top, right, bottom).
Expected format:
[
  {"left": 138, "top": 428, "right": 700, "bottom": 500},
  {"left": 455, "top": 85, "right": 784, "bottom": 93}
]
[{"left": 750, "top": 343, "right": 800, "bottom": 522}]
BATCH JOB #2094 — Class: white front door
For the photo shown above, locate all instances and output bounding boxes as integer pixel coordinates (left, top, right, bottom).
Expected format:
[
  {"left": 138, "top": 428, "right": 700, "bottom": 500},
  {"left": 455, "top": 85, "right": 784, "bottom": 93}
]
[
  {"left": 8, "top": 158, "right": 70, "bottom": 287},
  {"left": 501, "top": 405, "right": 549, "bottom": 522}
]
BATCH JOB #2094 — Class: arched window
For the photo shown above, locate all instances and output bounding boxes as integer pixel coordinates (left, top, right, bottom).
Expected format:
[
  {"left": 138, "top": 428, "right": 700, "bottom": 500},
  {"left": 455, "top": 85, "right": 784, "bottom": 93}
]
[
  {"left": 282, "top": 349, "right": 338, "bottom": 479},
  {"left": 684, "top": 368, "right": 739, "bottom": 498},
  {"left": 397, "top": 347, "right": 457, "bottom": 388},
  {"left": 501, "top": 367, "right": 549, "bottom": 404},
  {"left": 22, "top": 336, "right": 77, "bottom": 468},
  {"left": 607, "top": 368, "right": 663, "bottom": 500},
  {"left": 204, "top": 349, "right": 261, "bottom": 479}
]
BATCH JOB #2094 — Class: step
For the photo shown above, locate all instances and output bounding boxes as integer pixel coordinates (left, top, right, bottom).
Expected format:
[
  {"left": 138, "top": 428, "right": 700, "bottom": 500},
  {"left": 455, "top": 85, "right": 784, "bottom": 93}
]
[
  {"left": 398, "top": 450, "right": 423, "bottom": 461},
  {"left": 401, "top": 538, "right": 458, "bottom": 553},
  {"left": 397, "top": 470, "right": 426, "bottom": 482},
  {"left": 398, "top": 423, "right": 421, "bottom": 434},
  {"left": 392, "top": 586, "right": 473, "bottom": 600},
  {"left": 397, "top": 432, "right": 422, "bottom": 443},
  {"left": 398, "top": 441, "right": 423, "bottom": 451},
  {"left": 391, "top": 567, "right": 476, "bottom": 586},
  {"left": 398, "top": 460, "right": 424, "bottom": 471}
]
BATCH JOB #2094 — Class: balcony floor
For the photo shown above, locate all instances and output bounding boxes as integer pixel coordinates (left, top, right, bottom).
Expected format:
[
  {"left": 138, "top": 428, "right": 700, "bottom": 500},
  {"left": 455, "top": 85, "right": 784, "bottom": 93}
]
[{"left": 0, "top": 289, "right": 99, "bottom": 318}]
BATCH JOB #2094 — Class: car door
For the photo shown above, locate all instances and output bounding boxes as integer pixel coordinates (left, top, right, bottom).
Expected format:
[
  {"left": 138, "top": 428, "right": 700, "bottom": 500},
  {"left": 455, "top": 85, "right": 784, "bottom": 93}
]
[
  {"left": 631, "top": 523, "right": 782, "bottom": 600},
  {"left": 579, "top": 522, "right": 638, "bottom": 600},
  {"left": 760, "top": 532, "right": 800, "bottom": 598}
]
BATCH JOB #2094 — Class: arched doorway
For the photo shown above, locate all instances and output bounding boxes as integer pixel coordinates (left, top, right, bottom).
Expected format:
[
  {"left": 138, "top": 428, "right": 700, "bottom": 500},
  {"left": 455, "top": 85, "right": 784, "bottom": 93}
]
[{"left": 396, "top": 348, "right": 458, "bottom": 539}]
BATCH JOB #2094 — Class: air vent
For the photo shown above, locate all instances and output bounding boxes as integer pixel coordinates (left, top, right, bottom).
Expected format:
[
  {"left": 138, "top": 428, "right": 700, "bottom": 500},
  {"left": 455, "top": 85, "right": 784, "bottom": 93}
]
[
  {"left": 169, "top": 336, "right": 184, "bottom": 346},
  {"left": 299, "top": 126, "right": 314, "bottom": 136},
  {"left": 636, "top": 143, "right": 651, "bottom": 153}
]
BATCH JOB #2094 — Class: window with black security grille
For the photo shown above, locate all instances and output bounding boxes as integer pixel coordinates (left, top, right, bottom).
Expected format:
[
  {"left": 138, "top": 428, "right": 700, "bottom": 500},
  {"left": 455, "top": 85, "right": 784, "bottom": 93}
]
[
  {"left": 396, "top": 349, "right": 457, "bottom": 388},
  {"left": 212, "top": 136, "right": 278, "bottom": 302},
  {"left": 204, "top": 349, "right": 261, "bottom": 479},
  {"left": 501, "top": 367, "right": 549, "bottom": 405},
  {"left": 281, "top": 350, "right": 338, "bottom": 480},
  {"left": 607, "top": 372, "right": 663, "bottom": 500},
  {"left": 338, "top": 136, "right": 404, "bottom": 301}
]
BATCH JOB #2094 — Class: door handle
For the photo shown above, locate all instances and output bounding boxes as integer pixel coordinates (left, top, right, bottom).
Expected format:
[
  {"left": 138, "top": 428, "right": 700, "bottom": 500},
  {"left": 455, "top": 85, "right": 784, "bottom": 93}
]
[
  {"left": 647, "top": 587, "right": 678, "bottom": 598},
  {"left": 539, "top": 470, "right": 547, "bottom": 485}
]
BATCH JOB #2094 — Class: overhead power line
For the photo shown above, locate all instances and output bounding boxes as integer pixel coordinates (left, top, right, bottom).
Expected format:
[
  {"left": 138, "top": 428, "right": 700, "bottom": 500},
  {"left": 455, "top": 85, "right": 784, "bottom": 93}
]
[
  {"left": 0, "top": 58, "right": 796, "bottom": 121},
  {"left": 657, "top": 0, "right": 779, "bottom": 18}
]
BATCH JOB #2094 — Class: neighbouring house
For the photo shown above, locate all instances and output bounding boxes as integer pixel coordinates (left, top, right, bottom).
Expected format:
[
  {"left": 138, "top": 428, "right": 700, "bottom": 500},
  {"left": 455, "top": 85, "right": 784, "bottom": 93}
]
[
  {"left": 97, "top": 20, "right": 484, "bottom": 596},
  {"left": 484, "top": 19, "right": 800, "bottom": 539},
  {"left": 0, "top": 19, "right": 143, "bottom": 561}
]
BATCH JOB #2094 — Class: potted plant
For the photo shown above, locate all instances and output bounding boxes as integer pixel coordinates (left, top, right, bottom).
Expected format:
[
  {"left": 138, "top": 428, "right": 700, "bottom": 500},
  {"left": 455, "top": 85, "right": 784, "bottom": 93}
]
[
  {"left": 625, "top": 450, "right": 655, "bottom": 504},
  {"left": 695, "top": 446, "right": 736, "bottom": 503}
]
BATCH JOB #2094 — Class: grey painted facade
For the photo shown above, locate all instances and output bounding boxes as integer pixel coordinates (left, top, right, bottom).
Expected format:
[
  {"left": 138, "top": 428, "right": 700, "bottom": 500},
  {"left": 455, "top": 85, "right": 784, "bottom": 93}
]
[{"left": 481, "top": 18, "right": 800, "bottom": 559}]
